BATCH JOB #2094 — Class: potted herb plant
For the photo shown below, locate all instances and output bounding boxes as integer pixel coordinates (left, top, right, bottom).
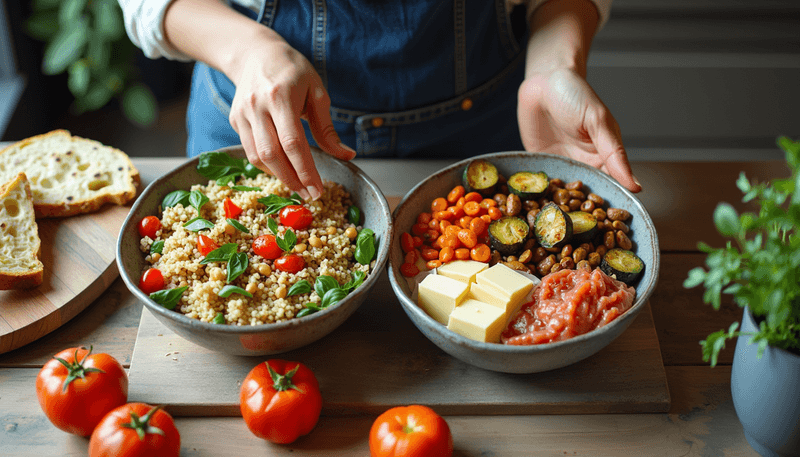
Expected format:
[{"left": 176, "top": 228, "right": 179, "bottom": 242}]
[{"left": 684, "top": 136, "right": 800, "bottom": 457}]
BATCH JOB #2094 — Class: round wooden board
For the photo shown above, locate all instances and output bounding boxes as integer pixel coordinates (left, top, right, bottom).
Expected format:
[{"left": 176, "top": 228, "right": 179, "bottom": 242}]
[{"left": 0, "top": 203, "right": 132, "bottom": 354}]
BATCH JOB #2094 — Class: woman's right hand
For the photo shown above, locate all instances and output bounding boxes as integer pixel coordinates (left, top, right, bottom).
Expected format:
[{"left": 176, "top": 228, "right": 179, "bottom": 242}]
[{"left": 227, "top": 36, "right": 356, "bottom": 201}]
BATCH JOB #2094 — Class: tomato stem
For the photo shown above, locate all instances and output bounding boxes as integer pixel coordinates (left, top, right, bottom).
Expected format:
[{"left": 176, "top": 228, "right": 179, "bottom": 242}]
[
  {"left": 267, "top": 364, "right": 300, "bottom": 392},
  {"left": 122, "top": 405, "right": 166, "bottom": 441},
  {"left": 53, "top": 346, "right": 106, "bottom": 393}
]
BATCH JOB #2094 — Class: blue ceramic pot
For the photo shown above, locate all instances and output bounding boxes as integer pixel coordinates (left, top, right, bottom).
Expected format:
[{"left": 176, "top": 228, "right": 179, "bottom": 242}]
[{"left": 731, "top": 307, "right": 800, "bottom": 457}]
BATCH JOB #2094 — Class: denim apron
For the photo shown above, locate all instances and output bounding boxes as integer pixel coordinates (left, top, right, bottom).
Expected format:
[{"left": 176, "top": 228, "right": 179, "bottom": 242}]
[{"left": 186, "top": 0, "right": 527, "bottom": 159}]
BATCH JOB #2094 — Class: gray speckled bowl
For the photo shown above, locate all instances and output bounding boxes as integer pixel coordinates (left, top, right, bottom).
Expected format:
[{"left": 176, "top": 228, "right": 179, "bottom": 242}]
[
  {"left": 117, "top": 146, "right": 392, "bottom": 356},
  {"left": 388, "top": 152, "right": 659, "bottom": 373}
]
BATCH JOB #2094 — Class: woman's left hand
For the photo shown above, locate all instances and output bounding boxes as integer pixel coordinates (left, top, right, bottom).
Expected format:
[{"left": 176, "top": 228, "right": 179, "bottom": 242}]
[{"left": 517, "top": 68, "right": 640, "bottom": 193}]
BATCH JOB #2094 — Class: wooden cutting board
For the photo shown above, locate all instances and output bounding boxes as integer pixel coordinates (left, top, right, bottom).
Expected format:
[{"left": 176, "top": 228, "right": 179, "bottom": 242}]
[
  {"left": 0, "top": 204, "right": 131, "bottom": 354},
  {"left": 128, "top": 271, "right": 671, "bottom": 416}
]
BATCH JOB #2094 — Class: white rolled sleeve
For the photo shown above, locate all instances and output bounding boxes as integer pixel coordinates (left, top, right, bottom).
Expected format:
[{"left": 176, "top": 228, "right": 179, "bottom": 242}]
[
  {"left": 509, "top": 0, "right": 612, "bottom": 32},
  {"left": 118, "top": 0, "right": 193, "bottom": 61}
]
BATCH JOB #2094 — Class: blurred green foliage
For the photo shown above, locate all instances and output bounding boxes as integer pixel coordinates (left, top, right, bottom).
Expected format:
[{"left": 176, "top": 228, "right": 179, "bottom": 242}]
[{"left": 26, "top": 0, "right": 157, "bottom": 126}]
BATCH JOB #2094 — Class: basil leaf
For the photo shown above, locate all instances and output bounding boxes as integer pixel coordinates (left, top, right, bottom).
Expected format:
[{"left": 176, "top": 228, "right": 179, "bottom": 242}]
[
  {"left": 149, "top": 286, "right": 188, "bottom": 310},
  {"left": 227, "top": 252, "right": 248, "bottom": 283},
  {"left": 289, "top": 192, "right": 303, "bottom": 204},
  {"left": 314, "top": 275, "right": 340, "bottom": 298},
  {"left": 197, "top": 151, "right": 247, "bottom": 180},
  {"left": 243, "top": 162, "right": 263, "bottom": 179},
  {"left": 258, "top": 194, "right": 302, "bottom": 215},
  {"left": 348, "top": 206, "right": 361, "bottom": 225},
  {"left": 200, "top": 243, "right": 238, "bottom": 264},
  {"left": 150, "top": 240, "right": 164, "bottom": 255},
  {"left": 188, "top": 190, "right": 209, "bottom": 213},
  {"left": 217, "top": 174, "right": 237, "bottom": 187},
  {"left": 232, "top": 185, "right": 262, "bottom": 192},
  {"left": 355, "top": 228, "right": 376, "bottom": 265},
  {"left": 297, "top": 304, "right": 321, "bottom": 318},
  {"left": 226, "top": 218, "right": 250, "bottom": 233},
  {"left": 287, "top": 280, "right": 312, "bottom": 297},
  {"left": 341, "top": 270, "right": 365, "bottom": 293},
  {"left": 267, "top": 217, "right": 279, "bottom": 236},
  {"left": 162, "top": 190, "right": 190, "bottom": 208},
  {"left": 283, "top": 229, "right": 297, "bottom": 249},
  {"left": 321, "top": 288, "right": 348, "bottom": 309},
  {"left": 183, "top": 217, "right": 214, "bottom": 232},
  {"left": 219, "top": 284, "right": 253, "bottom": 298},
  {"left": 213, "top": 312, "right": 226, "bottom": 324}
]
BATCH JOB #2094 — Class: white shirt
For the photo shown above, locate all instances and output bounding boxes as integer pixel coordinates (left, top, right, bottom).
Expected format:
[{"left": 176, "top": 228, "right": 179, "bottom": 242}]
[{"left": 119, "top": 0, "right": 612, "bottom": 62}]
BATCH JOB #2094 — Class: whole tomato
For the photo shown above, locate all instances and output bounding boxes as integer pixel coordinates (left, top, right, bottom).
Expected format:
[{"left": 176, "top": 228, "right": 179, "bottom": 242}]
[
  {"left": 88, "top": 403, "right": 180, "bottom": 457},
  {"left": 253, "top": 234, "right": 283, "bottom": 260},
  {"left": 36, "top": 346, "right": 128, "bottom": 436},
  {"left": 138, "top": 216, "right": 161, "bottom": 239},
  {"left": 275, "top": 254, "right": 305, "bottom": 273},
  {"left": 139, "top": 268, "right": 165, "bottom": 294},
  {"left": 240, "top": 360, "right": 323, "bottom": 444},
  {"left": 279, "top": 205, "right": 313, "bottom": 230},
  {"left": 369, "top": 405, "right": 453, "bottom": 457}
]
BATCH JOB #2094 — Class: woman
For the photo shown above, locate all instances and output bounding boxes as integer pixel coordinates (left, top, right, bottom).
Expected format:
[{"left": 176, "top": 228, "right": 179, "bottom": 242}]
[{"left": 120, "top": 0, "right": 640, "bottom": 201}]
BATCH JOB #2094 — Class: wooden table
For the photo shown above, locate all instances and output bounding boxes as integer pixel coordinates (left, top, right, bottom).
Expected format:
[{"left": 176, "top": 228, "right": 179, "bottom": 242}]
[{"left": 2, "top": 157, "right": 788, "bottom": 456}]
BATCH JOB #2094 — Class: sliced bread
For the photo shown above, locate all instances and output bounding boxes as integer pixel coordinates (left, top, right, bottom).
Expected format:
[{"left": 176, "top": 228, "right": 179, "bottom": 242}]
[
  {"left": 0, "top": 173, "right": 44, "bottom": 289},
  {"left": 0, "top": 130, "right": 140, "bottom": 218}
]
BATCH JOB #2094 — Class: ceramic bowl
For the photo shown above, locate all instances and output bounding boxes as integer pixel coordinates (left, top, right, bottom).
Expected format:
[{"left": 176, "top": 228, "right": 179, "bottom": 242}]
[
  {"left": 117, "top": 146, "right": 392, "bottom": 356},
  {"left": 388, "top": 152, "right": 659, "bottom": 373}
]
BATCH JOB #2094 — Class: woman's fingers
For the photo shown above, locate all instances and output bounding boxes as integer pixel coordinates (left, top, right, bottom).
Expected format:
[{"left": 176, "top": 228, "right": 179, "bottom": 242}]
[
  {"left": 272, "top": 101, "right": 324, "bottom": 200},
  {"left": 306, "top": 86, "right": 356, "bottom": 161},
  {"left": 586, "top": 107, "right": 641, "bottom": 193}
]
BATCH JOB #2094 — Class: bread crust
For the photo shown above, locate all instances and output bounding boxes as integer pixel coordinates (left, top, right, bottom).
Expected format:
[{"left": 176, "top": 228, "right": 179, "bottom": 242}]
[
  {"left": 0, "top": 130, "right": 141, "bottom": 218},
  {"left": 0, "top": 173, "right": 44, "bottom": 289}
]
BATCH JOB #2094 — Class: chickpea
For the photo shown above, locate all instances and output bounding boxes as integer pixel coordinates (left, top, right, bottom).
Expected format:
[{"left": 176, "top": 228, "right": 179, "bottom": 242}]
[
  {"left": 616, "top": 231, "right": 633, "bottom": 250},
  {"left": 150, "top": 253, "right": 161, "bottom": 262},
  {"left": 258, "top": 264, "right": 272, "bottom": 276},
  {"left": 326, "top": 226, "right": 337, "bottom": 235},
  {"left": 537, "top": 254, "right": 557, "bottom": 276},
  {"left": 294, "top": 243, "right": 307, "bottom": 253},
  {"left": 224, "top": 223, "right": 236, "bottom": 235},
  {"left": 587, "top": 193, "right": 604, "bottom": 206},
  {"left": 588, "top": 252, "right": 602, "bottom": 267},
  {"left": 506, "top": 193, "right": 522, "bottom": 216},
  {"left": 580, "top": 200, "right": 595, "bottom": 213},
  {"left": 246, "top": 283, "right": 258, "bottom": 294},
  {"left": 592, "top": 208, "right": 607, "bottom": 221},
  {"left": 604, "top": 231, "right": 616, "bottom": 250},
  {"left": 345, "top": 227, "right": 358, "bottom": 239},
  {"left": 210, "top": 267, "right": 225, "bottom": 281},
  {"left": 612, "top": 220, "right": 630, "bottom": 233},
  {"left": 607, "top": 208, "right": 632, "bottom": 222},
  {"left": 518, "top": 249, "right": 533, "bottom": 264},
  {"left": 308, "top": 235, "right": 323, "bottom": 248},
  {"left": 573, "top": 247, "right": 588, "bottom": 263},
  {"left": 568, "top": 198, "right": 582, "bottom": 212},
  {"left": 275, "top": 285, "right": 287, "bottom": 299}
]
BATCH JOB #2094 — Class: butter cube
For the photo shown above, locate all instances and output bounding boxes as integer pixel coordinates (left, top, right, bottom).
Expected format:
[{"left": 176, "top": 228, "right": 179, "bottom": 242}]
[
  {"left": 418, "top": 274, "right": 470, "bottom": 325},
  {"left": 475, "top": 263, "right": 533, "bottom": 306},
  {"left": 447, "top": 298, "right": 507, "bottom": 343},
  {"left": 437, "top": 260, "right": 488, "bottom": 284}
]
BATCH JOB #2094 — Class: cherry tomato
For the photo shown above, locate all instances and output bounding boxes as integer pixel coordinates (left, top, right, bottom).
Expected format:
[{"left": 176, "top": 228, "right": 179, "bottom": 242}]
[
  {"left": 279, "top": 205, "right": 313, "bottom": 230},
  {"left": 401, "top": 232, "right": 415, "bottom": 253},
  {"left": 138, "top": 268, "right": 164, "bottom": 294},
  {"left": 138, "top": 216, "right": 161, "bottom": 239},
  {"left": 370, "top": 405, "right": 453, "bottom": 457},
  {"left": 275, "top": 254, "right": 305, "bottom": 273},
  {"left": 88, "top": 403, "right": 180, "bottom": 457},
  {"left": 36, "top": 347, "right": 128, "bottom": 437},
  {"left": 447, "top": 185, "right": 465, "bottom": 204},
  {"left": 253, "top": 235, "right": 283, "bottom": 260},
  {"left": 401, "top": 262, "right": 420, "bottom": 277},
  {"left": 197, "top": 235, "right": 219, "bottom": 257},
  {"left": 240, "top": 360, "right": 323, "bottom": 444},
  {"left": 223, "top": 198, "right": 243, "bottom": 219},
  {"left": 470, "top": 243, "right": 491, "bottom": 262}
]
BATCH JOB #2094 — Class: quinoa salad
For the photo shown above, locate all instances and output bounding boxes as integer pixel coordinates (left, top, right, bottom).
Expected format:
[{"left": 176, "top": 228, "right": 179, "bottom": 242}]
[{"left": 137, "top": 158, "right": 376, "bottom": 326}]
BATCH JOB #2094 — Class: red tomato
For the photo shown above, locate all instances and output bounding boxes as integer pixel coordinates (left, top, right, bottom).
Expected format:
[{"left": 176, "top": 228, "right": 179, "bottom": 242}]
[
  {"left": 138, "top": 268, "right": 165, "bottom": 294},
  {"left": 279, "top": 205, "right": 313, "bottom": 230},
  {"left": 138, "top": 216, "right": 161, "bottom": 239},
  {"left": 253, "top": 235, "right": 283, "bottom": 260},
  {"left": 370, "top": 405, "right": 453, "bottom": 457},
  {"left": 88, "top": 403, "right": 180, "bottom": 457},
  {"left": 197, "top": 234, "right": 219, "bottom": 256},
  {"left": 224, "top": 198, "right": 242, "bottom": 219},
  {"left": 275, "top": 254, "right": 305, "bottom": 273},
  {"left": 36, "top": 347, "right": 128, "bottom": 437},
  {"left": 240, "top": 360, "right": 323, "bottom": 444}
]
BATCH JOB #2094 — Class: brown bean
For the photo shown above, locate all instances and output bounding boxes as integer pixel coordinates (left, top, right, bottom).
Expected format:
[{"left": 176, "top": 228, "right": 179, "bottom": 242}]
[
  {"left": 604, "top": 231, "right": 616, "bottom": 250},
  {"left": 560, "top": 257, "right": 575, "bottom": 270},
  {"left": 567, "top": 189, "right": 585, "bottom": 200},
  {"left": 573, "top": 247, "right": 587, "bottom": 263},
  {"left": 616, "top": 231, "right": 633, "bottom": 250},
  {"left": 523, "top": 200, "right": 539, "bottom": 212},
  {"left": 588, "top": 252, "right": 602, "bottom": 267},
  {"left": 537, "top": 254, "right": 557, "bottom": 276},
  {"left": 523, "top": 238, "right": 537, "bottom": 251},
  {"left": 550, "top": 263, "right": 563, "bottom": 274},
  {"left": 612, "top": 220, "right": 629, "bottom": 233},
  {"left": 576, "top": 260, "right": 591, "bottom": 271},
  {"left": 560, "top": 244, "right": 573, "bottom": 258},
  {"left": 537, "top": 197, "right": 549, "bottom": 208},
  {"left": 506, "top": 255, "right": 518, "bottom": 262},
  {"left": 550, "top": 178, "right": 565, "bottom": 188},
  {"left": 553, "top": 189, "right": 570, "bottom": 205},
  {"left": 559, "top": 204, "right": 570, "bottom": 213},
  {"left": 592, "top": 208, "right": 607, "bottom": 221},
  {"left": 494, "top": 193, "right": 507, "bottom": 206},
  {"left": 580, "top": 200, "right": 595, "bottom": 212},
  {"left": 579, "top": 242, "right": 594, "bottom": 253},
  {"left": 504, "top": 260, "right": 529, "bottom": 272},
  {"left": 568, "top": 199, "right": 582, "bottom": 211},
  {"left": 587, "top": 193, "right": 604, "bottom": 205},
  {"left": 565, "top": 180, "right": 583, "bottom": 191},
  {"left": 526, "top": 209, "right": 540, "bottom": 228},
  {"left": 518, "top": 249, "right": 533, "bottom": 264},
  {"left": 532, "top": 247, "right": 548, "bottom": 263},
  {"left": 490, "top": 250, "right": 502, "bottom": 266},
  {"left": 545, "top": 246, "right": 561, "bottom": 253},
  {"left": 595, "top": 245, "right": 608, "bottom": 257},
  {"left": 499, "top": 184, "right": 509, "bottom": 194},
  {"left": 506, "top": 193, "right": 522, "bottom": 216},
  {"left": 607, "top": 208, "right": 631, "bottom": 222}
]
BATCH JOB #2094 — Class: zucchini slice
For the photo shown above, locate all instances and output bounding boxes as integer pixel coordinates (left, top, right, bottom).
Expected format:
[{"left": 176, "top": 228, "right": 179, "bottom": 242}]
[
  {"left": 462, "top": 159, "right": 499, "bottom": 196},
  {"left": 600, "top": 248, "right": 644, "bottom": 285},
  {"left": 507, "top": 171, "right": 549, "bottom": 200},
  {"left": 533, "top": 203, "right": 572, "bottom": 248},
  {"left": 488, "top": 216, "right": 530, "bottom": 256},
  {"left": 568, "top": 211, "right": 598, "bottom": 243}
]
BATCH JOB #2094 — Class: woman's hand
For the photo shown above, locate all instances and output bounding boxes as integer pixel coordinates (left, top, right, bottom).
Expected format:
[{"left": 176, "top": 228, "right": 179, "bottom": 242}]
[
  {"left": 517, "top": 68, "right": 640, "bottom": 192},
  {"left": 228, "top": 38, "right": 356, "bottom": 201}
]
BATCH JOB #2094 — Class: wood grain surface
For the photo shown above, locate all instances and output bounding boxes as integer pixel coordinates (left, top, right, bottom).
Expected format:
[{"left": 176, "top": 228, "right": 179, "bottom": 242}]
[
  {"left": 128, "top": 272, "right": 670, "bottom": 417},
  {"left": 0, "top": 203, "right": 131, "bottom": 354}
]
